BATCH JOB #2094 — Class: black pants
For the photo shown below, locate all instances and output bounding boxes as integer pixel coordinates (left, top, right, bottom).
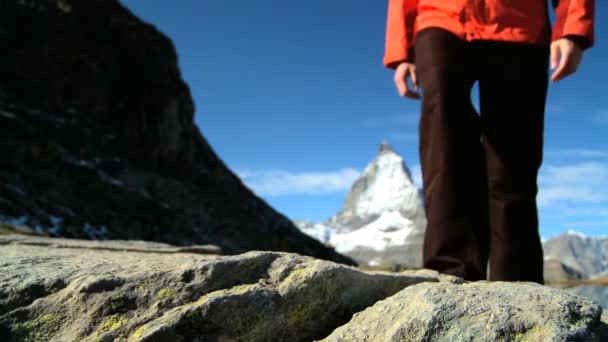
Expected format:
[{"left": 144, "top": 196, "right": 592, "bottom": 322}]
[{"left": 415, "top": 28, "right": 548, "bottom": 284}]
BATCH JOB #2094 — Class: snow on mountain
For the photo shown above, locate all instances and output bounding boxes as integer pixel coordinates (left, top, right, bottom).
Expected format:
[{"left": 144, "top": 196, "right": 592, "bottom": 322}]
[
  {"left": 330, "top": 211, "right": 417, "bottom": 253},
  {"left": 566, "top": 230, "right": 589, "bottom": 239},
  {"left": 295, "top": 143, "right": 427, "bottom": 268},
  {"left": 328, "top": 143, "right": 425, "bottom": 229},
  {"left": 293, "top": 220, "right": 332, "bottom": 245}
]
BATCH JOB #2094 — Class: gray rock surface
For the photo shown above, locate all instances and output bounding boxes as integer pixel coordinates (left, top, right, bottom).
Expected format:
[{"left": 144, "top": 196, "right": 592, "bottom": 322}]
[
  {"left": 2, "top": 235, "right": 606, "bottom": 341},
  {"left": 0, "top": 235, "right": 452, "bottom": 341},
  {"left": 0, "top": 233, "right": 223, "bottom": 255},
  {"left": 322, "top": 282, "right": 606, "bottom": 342},
  {"left": 567, "top": 285, "right": 608, "bottom": 310}
]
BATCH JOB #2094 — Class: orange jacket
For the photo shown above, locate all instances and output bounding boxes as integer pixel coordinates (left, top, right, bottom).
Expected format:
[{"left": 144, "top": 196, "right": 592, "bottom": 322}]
[{"left": 384, "top": 0, "right": 595, "bottom": 68}]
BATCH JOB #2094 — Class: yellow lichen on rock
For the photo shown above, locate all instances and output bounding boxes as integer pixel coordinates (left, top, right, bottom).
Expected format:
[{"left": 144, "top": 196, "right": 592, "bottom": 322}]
[
  {"left": 98, "top": 314, "right": 128, "bottom": 333},
  {"left": 130, "top": 326, "right": 146, "bottom": 340},
  {"left": 156, "top": 287, "right": 177, "bottom": 301},
  {"left": 229, "top": 312, "right": 265, "bottom": 337},
  {"left": 279, "top": 266, "right": 314, "bottom": 289},
  {"left": 226, "top": 283, "right": 258, "bottom": 295},
  {"left": 11, "top": 313, "right": 62, "bottom": 342},
  {"left": 287, "top": 304, "right": 311, "bottom": 328},
  {"left": 513, "top": 325, "right": 546, "bottom": 342},
  {"left": 196, "top": 283, "right": 259, "bottom": 305},
  {"left": 136, "top": 278, "right": 153, "bottom": 292}
]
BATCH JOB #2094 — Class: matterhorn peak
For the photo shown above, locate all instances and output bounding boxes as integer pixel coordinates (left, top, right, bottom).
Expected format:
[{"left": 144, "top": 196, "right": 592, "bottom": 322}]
[
  {"left": 296, "top": 142, "right": 428, "bottom": 268},
  {"left": 379, "top": 140, "right": 396, "bottom": 154},
  {"left": 327, "top": 143, "right": 425, "bottom": 230}
]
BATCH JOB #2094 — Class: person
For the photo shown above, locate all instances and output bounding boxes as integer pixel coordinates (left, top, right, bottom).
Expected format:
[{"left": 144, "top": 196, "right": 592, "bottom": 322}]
[{"left": 384, "top": 0, "right": 595, "bottom": 284}]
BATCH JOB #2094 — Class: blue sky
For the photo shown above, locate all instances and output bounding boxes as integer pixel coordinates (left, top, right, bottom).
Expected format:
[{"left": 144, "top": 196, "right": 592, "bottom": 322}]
[{"left": 122, "top": 1, "right": 607, "bottom": 239}]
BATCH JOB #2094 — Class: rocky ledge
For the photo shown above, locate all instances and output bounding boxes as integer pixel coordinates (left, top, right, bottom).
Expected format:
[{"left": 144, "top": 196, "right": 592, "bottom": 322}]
[{"left": 1, "top": 235, "right": 606, "bottom": 342}]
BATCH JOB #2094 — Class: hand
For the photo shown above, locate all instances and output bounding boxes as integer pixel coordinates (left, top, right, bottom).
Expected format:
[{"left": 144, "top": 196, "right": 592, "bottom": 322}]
[
  {"left": 550, "top": 38, "right": 583, "bottom": 82},
  {"left": 394, "top": 62, "right": 420, "bottom": 99}
]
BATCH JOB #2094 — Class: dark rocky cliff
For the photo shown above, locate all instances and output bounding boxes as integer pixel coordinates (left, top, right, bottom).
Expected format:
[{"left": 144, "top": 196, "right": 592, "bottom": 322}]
[{"left": 0, "top": 0, "right": 354, "bottom": 264}]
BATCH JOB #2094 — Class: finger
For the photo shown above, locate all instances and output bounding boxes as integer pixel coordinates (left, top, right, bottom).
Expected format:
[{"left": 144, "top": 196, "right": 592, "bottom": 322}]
[
  {"left": 403, "top": 89, "right": 420, "bottom": 100},
  {"left": 410, "top": 66, "right": 419, "bottom": 91},
  {"left": 394, "top": 69, "right": 408, "bottom": 97},
  {"left": 551, "top": 48, "right": 570, "bottom": 82},
  {"left": 400, "top": 73, "right": 420, "bottom": 99},
  {"left": 550, "top": 43, "right": 560, "bottom": 70},
  {"left": 556, "top": 63, "right": 576, "bottom": 82},
  {"left": 553, "top": 56, "right": 577, "bottom": 82}
]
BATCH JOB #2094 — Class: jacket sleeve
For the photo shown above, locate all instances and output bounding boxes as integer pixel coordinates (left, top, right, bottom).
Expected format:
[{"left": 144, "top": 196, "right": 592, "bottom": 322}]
[
  {"left": 383, "top": 0, "right": 418, "bottom": 69},
  {"left": 552, "top": 0, "right": 595, "bottom": 49}
]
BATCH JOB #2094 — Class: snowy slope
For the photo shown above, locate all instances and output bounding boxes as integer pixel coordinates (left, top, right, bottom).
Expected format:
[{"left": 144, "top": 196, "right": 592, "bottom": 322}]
[
  {"left": 328, "top": 143, "right": 425, "bottom": 230},
  {"left": 295, "top": 143, "right": 427, "bottom": 268},
  {"left": 331, "top": 211, "right": 417, "bottom": 253}
]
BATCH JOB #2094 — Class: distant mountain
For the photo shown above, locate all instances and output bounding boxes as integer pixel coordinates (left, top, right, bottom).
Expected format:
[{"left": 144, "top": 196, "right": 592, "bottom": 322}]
[
  {"left": 295, "top": 143, "right": 427, "bottom": 268},
  {"left": 543, "top": 231, "right": 608, "bottom": 277},
  {"left": 543, "top": 256, "right": 586, "bottom": 282}
]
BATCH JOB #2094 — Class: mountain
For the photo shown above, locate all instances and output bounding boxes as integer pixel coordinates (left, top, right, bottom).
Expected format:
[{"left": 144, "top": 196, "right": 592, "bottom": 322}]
[
  {"left": 543, "top": 256, "right": 587, "bottom": 282},
  {"left": 296, "top": 143, "right": 427, "bottom": 268},
  {"left": 328, "top": 143, "right": 426, "bottom": 231},
  {"left": 0, "top": 0, "right": 353, "bottom": 265},
  {"left": 543, "top": 231, "right": 608, "bottom": 277}
]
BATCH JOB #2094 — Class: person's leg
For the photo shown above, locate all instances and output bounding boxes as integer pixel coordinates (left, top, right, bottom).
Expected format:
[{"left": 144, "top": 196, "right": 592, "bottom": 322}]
[
  {"left": 477, "top": 41, "right": 549, "bottom": 284},
  {"left": 414, "top": 28, "right": 490, "bottom": 281}
]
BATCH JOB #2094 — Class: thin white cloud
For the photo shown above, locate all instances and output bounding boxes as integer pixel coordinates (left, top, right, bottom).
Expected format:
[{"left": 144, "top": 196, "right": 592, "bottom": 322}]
[
  {"left": 538, "top": 186, "right": 606, "bottom": 207},
  {"left": 238, "top": 168, "right": 360, "bottom": 197},
  {"left": 361, "top": 114, "right": 419, "bottom": 128},
  {"left": 562, "top": 221, "right": 607, "bottom": 230},
  {"left": 538, "top": 162, "right": 608, "bottom": 207},
  {"left": 545, "top": 206, "right": 608, "bottom": 219},
  {"left": 545, "top": 148, "right": 608, "bottom": 159}
]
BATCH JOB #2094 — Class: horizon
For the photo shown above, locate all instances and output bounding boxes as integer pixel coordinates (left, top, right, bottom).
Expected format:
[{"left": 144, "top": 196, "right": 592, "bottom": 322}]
[{"left": 122, "top": 0, "right": 608, "bottom": 239}]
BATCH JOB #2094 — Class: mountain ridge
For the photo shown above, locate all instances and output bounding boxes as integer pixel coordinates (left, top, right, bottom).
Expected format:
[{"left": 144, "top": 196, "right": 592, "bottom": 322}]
[{"left": 543, "top": 231, "right": 608, "bottom": 277}]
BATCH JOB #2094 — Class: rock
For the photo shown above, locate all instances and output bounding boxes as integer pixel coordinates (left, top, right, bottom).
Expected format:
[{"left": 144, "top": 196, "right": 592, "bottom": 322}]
[
  {"left": 322, "top": 281, "right": 606, "bottom": 342},
  {"left": 0, "top": 0, "right": 352, "bottom": 265},
  {"left": 567, "top": 285, "right": 608, "bottom": 310},
  {"left": 0, "top": 236, "right": 447, "bottom": 341},
  {"left": 2, "top": 236, "right": 605, "bottom": 341},
  {"left": 0, "top": 223, "right": 47, "bottom": 237},
  {"left": 1, "top": 233, "right": 222, "bottom": 255}
]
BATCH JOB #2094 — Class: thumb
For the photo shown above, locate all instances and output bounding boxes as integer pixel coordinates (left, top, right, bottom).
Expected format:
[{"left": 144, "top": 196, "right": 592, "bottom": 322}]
[{"left": 550, "top": 42, "right": 560, "bottom": 70}]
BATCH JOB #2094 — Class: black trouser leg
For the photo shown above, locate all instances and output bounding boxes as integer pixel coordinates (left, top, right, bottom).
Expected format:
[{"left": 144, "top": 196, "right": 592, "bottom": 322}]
[
  {"left": 478, "top": 41, "right": 548, "bottom": 284},
  {"left": 415, "top": 28, "right": 490, "bottom": 281}
]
